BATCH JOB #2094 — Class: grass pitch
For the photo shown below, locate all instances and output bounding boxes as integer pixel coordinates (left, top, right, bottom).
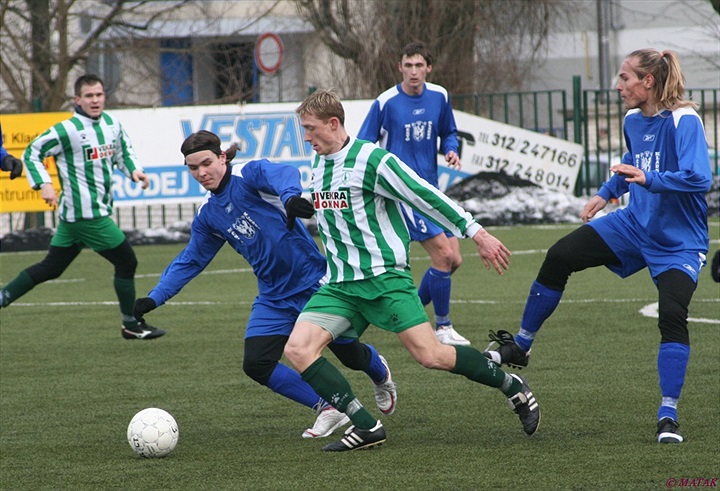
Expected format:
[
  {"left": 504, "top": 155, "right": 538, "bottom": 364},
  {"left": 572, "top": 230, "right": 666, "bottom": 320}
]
[{"left": 1, "top": 222, "right": 718, "bottom": 490}]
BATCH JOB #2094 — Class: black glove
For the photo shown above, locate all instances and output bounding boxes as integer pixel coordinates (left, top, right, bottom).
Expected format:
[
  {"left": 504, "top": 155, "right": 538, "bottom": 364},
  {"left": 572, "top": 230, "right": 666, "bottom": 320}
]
[
  {"left": 2, "top": 154, "right": 23, "bottom": 180},
  {"left": 285, "top": 196, "right": 315, "bottom": 231},
  {"left": 133, "top": 297, "right": 157, "bottom": 322}
]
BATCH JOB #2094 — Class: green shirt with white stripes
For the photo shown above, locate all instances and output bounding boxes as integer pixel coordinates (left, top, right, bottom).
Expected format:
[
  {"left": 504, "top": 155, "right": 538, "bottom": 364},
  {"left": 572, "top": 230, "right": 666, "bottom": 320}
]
[
  {"left": 310, "top": 137, "right": 481, "bottom": 283},
  {"left": 23, "top": 111, "right": 141, "bottom": 223}
]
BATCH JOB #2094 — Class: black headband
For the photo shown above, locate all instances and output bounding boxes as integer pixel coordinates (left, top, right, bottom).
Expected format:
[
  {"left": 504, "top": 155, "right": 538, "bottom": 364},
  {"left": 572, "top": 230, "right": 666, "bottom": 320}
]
[{"left": 182, "top": 142, "right": 222, "bottom": 157}]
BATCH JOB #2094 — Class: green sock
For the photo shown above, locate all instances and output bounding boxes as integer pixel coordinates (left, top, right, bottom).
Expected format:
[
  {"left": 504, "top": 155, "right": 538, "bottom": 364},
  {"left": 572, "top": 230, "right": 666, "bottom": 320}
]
[
  {"left": 301, "top": 357, "right": 377, "bottom": 430},
  {"left": 114, "top": 277, "right": 136, "bottom": 326},
  {"left": 451, "top": 345, "right": 521, "bottom": 396},
  {"left": 1, "top": 270, "right": 36, "bottom": 307}
]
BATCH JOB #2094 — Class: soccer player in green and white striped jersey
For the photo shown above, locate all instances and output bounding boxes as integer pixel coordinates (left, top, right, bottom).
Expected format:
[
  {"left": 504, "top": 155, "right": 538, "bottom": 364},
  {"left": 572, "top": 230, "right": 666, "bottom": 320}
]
[
  {"left": 0, "top": 74, "right": 164, "bottom": 340},
  {"left": 284, "top": 89, "right": 541, "bottom": 452}
]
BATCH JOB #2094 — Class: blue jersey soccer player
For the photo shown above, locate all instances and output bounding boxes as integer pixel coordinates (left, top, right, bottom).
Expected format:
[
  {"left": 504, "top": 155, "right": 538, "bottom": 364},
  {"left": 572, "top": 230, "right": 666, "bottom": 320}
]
[
  {"left": 133, "top": 130, "right": 396, "bottom": 439},
  {"left": 483, "top": 49, "right": 712, "bottom": 444},
  {"left": 357, "top": 41, "right": 469, "bottom": 346}
]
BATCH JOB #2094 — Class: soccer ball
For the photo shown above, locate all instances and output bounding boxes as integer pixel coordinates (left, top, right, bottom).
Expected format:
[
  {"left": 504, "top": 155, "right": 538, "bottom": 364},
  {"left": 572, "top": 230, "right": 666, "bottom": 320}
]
[{"left": 127, "top": 407, "right": 179, "bottom": 458}]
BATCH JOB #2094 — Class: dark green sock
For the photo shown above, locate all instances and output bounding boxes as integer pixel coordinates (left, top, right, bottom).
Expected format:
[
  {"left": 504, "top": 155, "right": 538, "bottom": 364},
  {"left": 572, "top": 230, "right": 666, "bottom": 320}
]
[
  {"left": 451, "top": 345, "right": 521, "bottom": 396},
  {"left": 114, "top": 277, "right": 136, "bottom": 327},
  {"left": 1, "top": 270, "right": 36, "bottom": 307},
  {"left": 301, "top": 356, "right": 377, "bottom": 430}
]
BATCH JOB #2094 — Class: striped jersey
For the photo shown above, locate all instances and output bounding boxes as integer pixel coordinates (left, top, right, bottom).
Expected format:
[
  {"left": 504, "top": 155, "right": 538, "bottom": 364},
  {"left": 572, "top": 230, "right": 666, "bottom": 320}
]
[
  {"left": 23, "top": 111, "right": 141, "bottom": 222},
  {"left": 310, "top": 137, "right": 481, "bottom": 283}
]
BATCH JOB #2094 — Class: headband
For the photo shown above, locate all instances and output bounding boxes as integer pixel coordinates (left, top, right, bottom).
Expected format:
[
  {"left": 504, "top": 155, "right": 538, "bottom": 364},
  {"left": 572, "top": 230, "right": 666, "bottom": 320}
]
[{"left": 182, "top": 142, "right": 222, "bottom": 157}]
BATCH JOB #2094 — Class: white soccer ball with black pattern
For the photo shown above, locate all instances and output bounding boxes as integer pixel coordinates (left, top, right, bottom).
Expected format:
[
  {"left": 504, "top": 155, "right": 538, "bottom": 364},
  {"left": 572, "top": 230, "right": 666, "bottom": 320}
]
[{"left": 127, "top": 407, "right": 179, "bottom": 458}]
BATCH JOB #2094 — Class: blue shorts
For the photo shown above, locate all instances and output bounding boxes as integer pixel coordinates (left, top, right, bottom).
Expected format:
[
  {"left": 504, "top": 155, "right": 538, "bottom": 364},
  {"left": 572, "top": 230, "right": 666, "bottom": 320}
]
[
  {"left": 588, "top": 213, "right": 706, "bottom": 283},
  {"left": 402, "top": 208, "right": 453, "bottom": 242},
  {"left": 245, "top": 285, "right": 318, "bottom": 339}
]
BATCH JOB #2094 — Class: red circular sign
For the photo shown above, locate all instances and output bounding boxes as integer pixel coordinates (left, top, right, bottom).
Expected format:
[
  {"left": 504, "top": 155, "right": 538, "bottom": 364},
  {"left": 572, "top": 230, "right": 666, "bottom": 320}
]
[{"left": 255, "top": 33, "right": 284, "bottom": 74}]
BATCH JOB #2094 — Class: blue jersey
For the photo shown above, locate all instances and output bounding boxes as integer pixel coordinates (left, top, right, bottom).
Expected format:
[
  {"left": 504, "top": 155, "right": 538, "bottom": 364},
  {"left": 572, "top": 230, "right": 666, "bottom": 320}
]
[
  {"left": 148, "top": 159, "right": 326, "bottom": 306},
  {"left": 357, "top": 83, "right": 459, "bottom": 187},
  {"left": 595, "top": 108, "right": 711, "bottom": 253}
]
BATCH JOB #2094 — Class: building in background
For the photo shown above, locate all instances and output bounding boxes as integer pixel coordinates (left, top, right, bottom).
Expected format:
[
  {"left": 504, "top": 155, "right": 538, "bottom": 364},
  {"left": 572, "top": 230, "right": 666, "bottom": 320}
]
[
  {"left": 531, "top": 0, "right": 718, "bottom": 93},
  {"left": 1, "top": 1, "right": 716, "bottom": 112}
]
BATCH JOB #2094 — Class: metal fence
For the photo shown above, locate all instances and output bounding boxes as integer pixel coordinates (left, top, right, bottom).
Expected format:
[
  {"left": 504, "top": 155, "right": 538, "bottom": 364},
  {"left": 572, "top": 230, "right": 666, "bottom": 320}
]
[
  {"left": 455, "top": 83, "right": 718, "bottom": 197},
  {"left": 453, "top": 89, "right": 571, "bottom": 140},
  {"left": 1, "top": 83, "right": 718, "bottom": 236}
]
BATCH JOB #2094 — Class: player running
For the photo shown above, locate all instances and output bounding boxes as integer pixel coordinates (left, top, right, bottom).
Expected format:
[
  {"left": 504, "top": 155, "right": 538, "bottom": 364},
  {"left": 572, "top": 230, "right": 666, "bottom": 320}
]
[
  {"left": 133, "top": 130, "right": 397, "bottom": 439},
  {"left": 284, "top": 89, "right": 541, "bottom": 452}
]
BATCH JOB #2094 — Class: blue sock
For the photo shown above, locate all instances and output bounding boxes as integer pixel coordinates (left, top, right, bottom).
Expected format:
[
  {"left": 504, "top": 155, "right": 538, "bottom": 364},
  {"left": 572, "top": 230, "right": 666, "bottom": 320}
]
[
  {"left": 657, "top": 342, "right": 690, "bottom": 422},
  {"left": 420, "top": 267, "right": 452, "bottom": 325},
  {"left": 516, "top": 280, "right": 563, "bottom": 352},
  {"left": 266, "top": 362, "right": 323, "bottom": 409},
  {"left": 331, "top": 337, "right": 388, "bottom": 384},
  {"left": 364, "top": 344, "right": 388, "bottom": 384}
]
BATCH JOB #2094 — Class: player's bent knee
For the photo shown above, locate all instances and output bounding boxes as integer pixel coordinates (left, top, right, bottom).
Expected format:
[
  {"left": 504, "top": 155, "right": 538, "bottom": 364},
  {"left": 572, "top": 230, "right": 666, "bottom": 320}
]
[
  {"left": 283, "top": 342, "right": 304, "bottom": 367},
  {"left": 100, "top": 240, "right": 138, "bottom": 278},
  {"left": 242, "top": 359, "right": 277, "bottom": 386}
]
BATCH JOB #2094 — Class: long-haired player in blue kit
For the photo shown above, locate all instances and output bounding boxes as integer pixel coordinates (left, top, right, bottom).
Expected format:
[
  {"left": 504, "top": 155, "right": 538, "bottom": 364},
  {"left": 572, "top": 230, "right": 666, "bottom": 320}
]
[
  {"left": 357, "top": 41, "right": 470, "bottom": 347},
  {"left": 133, "top": 130, "right": 397, "bottom": 439},
  {"left": 483, "top": 49, "right": 712, "bottom": 444}
]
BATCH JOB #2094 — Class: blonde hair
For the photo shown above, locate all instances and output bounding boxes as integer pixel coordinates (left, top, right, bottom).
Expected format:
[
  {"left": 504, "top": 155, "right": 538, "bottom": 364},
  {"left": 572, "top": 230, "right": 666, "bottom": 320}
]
[
  {"left": 295, "top": 89, "right": 345, "bottom": 125},
  {"left": 626, "top": 49, "right": 698, "bottom": 112}
]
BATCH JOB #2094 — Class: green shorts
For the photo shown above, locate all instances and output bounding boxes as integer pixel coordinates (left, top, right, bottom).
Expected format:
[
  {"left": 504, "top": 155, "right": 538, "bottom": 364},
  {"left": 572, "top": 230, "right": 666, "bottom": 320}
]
[
  {"left": 50, "top": 216, "right": 127, "bottom": 251},
  {"left": 298, "top": 270, "right": 428, "bottom": 339}
]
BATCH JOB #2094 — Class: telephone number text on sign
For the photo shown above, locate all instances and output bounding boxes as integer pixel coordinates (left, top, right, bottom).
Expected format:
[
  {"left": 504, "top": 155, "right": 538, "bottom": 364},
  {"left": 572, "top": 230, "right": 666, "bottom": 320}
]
[
  {"left": 487, "top": 132, "right": 580, "bottom": 167},
  {"left": 466, "top": 128, "right": 582, "bottom": 192},
  {"left": 471, "top": 154, "right": 573, "bottom": 191}
]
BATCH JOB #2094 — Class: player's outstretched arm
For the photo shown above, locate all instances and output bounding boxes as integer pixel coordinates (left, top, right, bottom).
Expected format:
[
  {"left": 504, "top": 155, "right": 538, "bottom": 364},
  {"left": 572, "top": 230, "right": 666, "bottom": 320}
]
[{"left": 471, "top": 228, "right": 511, "bottom": 275}]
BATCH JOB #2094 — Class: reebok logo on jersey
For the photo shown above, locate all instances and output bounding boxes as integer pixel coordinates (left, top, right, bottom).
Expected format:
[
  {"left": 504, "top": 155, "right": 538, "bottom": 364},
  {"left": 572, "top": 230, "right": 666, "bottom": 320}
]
[
  {"left": 84, "top": 143, "right": 115, "bottom": 161},
  {"left": 313, "top": 190, "right": 349, "bottom": 210},
  {"left": 643, "top": 134, "right": 656, "bottom": 142}
]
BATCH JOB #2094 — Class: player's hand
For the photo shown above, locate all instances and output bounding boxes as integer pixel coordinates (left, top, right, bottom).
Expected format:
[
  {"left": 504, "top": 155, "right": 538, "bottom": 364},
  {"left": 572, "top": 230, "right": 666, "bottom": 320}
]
[
  {"left": 40, "top": 183, "right": 58, "bottom": 208},
  {"left": 445, "top": 151, "right": 462, "bottom": 170},
  {"left": 285, "top": 196, "right": 315, "bottom": 231},
  {"left": 472, "top": 228, "right": 511, "bottom": 275},
  {"left": 131, "top": 170, "right": 150, "bottom": 189},
  {"left": 610, "top": 163, "right": 646, "bottom": 185},
  {"left": 133, "top": 297, "right": 157, "bottom": 322},
  {"left": 2, "top": 154, "right": 23, "bottom": 179},
  {"left": 580, "top": 195, "right": 608, "bottom": 222}
]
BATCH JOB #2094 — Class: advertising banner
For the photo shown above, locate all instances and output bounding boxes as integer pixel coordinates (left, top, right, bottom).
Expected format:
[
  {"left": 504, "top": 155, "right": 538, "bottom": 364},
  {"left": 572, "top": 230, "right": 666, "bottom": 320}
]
[{"left": 1, "top": 101, "right": 583, "bottom": 213}]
